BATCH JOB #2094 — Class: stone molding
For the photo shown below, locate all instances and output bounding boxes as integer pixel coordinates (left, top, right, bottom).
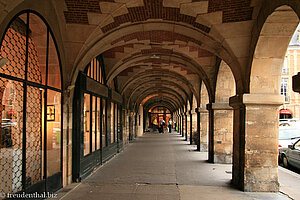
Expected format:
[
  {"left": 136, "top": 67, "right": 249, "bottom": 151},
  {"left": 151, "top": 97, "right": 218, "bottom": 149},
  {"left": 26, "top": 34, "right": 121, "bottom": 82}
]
[
  {"left": 211, "top": 102, "right": 233, "bottom": 110},
  {"left": 229, "top": 94, "right": 284, "bottom": 108},
  {"left": 243, "top": 94, "right": 284, "bottom": 105}
]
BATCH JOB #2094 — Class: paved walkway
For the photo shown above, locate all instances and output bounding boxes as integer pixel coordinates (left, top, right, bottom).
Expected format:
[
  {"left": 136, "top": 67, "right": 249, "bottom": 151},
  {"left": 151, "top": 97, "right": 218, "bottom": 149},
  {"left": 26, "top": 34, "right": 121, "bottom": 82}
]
[{"left": 57, "top": 132, "right": 299, "bottom": 200}]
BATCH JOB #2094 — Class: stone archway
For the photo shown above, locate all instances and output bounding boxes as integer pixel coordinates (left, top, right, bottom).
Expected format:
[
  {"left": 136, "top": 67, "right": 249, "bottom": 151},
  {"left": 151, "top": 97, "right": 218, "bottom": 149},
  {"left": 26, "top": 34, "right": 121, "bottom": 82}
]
[
  {"left": 200, "top": 82, "right": 209, "bottom": 152},
  {"left": 212, "top": 61, "right": 236, "bottom": 164},
  {"left": 230, "top": 5, "right": 299, "bottom": 192}
]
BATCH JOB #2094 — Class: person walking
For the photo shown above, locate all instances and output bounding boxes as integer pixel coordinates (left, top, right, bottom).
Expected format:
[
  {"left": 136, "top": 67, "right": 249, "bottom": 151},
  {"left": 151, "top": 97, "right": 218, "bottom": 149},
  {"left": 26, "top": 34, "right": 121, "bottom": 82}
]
[
  {"left": 153, "top": 118, "right": 158, "bottom": 132},
  {"left": 159, "top": 119, "right": 165, "bottom": 133},
  {"left": 168, "top": 119, "right": 173, "bottom": 133}
]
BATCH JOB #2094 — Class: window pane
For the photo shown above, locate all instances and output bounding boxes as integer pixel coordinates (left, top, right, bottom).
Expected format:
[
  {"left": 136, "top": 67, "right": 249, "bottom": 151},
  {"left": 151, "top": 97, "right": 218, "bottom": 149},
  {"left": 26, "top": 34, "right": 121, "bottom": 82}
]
[
  {"left": 28, "top": 13, "right": 47, "bottom": 85},
  {"left": 92, "top": 96, "right": 95, "bottom": 152},
  {"left": 84, "top": 94, "right": 90, "bottom": 156},
  {"left": 47, "top": 90, "right": 61, "bottom": 177},
  {"left": 26, "top": 86, "right": 42, "bottom": 187},
  {"left": 102, "top": 99, "right": 106, "bottom": 148},
  {"left": 111, "top": 102, "right": 114, "bottom": 144},
  {"left": 97, "top": 97, "right": 100, "bottom": 150},
  {"left": 0, "top": 14, "right": 27, "bottom": 79},
  {"left": 90, "top": 59, "right": 94, "bottom": 80},
  {"left": 48, "top": 34, "right": 61, "bottom": 89},
  {"left": 0, "top": 78, "right": 23, "bottom": 194}
]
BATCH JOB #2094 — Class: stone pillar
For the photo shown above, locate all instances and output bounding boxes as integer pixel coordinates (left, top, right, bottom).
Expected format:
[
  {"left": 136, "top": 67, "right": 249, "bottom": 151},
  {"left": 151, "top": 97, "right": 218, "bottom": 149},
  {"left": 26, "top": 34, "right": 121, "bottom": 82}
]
[
  {"left": 177, "top": 114, "right": 179, "bottom": 133},
  {"left": 229, "top": 94, "right": 282, "bottom": 192},
  {"left": 199, "top": 107, "right": 208, "bottom": 152},
  {"left": 207, "top": 104, "right": 214, "bottom": 163},
  {"left": 182, "top": 113, "right": 184, "bottom": 138},
  {"left": 179, "top": 114, "right": 184, "bottom": 137},
  {"left": 212, "top": 102, "right": 233, "bottom": 164},
  {"left": 195, "top": 108, "right": 201, "bottom": 151},
  {"left": 185, "top": 112, "right": 188, "bottom": 141},
  {"left": 189, "top": 110, "right": 193, "bottom": 145}
]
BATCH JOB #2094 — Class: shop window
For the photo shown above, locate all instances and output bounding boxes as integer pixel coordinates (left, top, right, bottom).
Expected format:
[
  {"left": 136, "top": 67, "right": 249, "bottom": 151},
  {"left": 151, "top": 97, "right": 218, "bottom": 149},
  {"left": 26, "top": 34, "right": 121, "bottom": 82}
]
[
  {"left": 102, "top": 99, "right": 106, "bottom": 147},
  {"left": 86, "top": 57, "right": 104, "bottom": 84},
  {"left": 83, "top": 93, "right": 90, "bottom": 156},
  {"left": 96, "top": 97, "right": 101, "bottom": 150},
  {"left": 92, "top": 96, "right": 96, "bottom": 152},
  {"left": 48, "top": 34, "right": 61, "bottom": 89},
  {"left": 111, "top": 102, "right": 114, "bottom": 143},
  {"left": 46, "top": 90, "right": 61, "bottom": 177},
  {"left": 0, "top": 11, "right": 62, "bottom": 194},
  {"left": 0, "top": 78, "right": 23, "bottom": 193},
  {"left": 27, "top": 14, "right": 47, "bottom": 84},
  {"left": 115, "top": 104, "right": 118, "bottom": 142},
  {"left": 26, "top": 86, "right": 42, "bottom": 186}
]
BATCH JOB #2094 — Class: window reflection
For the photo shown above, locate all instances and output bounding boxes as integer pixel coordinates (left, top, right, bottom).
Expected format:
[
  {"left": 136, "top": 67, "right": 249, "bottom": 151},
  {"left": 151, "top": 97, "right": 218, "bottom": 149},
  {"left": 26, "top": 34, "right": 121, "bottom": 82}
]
[
  {"left": 84, "top": 94, "right": 90, "bottom": 156},
  {"left": 0, "top": 78, "right": 23, "bottom": 193},
  {"left": 92, "top": 96, "right": 96, "bottom": 152},
  {"left": 47, "top": 90, "right": 61, "bottom": 176},
  {"left": 97, "top": 98, "right": 100, "bottom": 150},
  {"left": 26, "top": 86, "right": 42, "bottom": 186},
  {"left": 0, "top": 11, "right": 62, "bottom": 194},
  {"left": 48, "top": 34, "right": 61, "bottom": 89},
  {"left": 111, "top": 102, "right": 114, "bottom": 144},
  {"left": 28, "top": 13, "right": 47, "bottom": 84},
  {"left": 102, "top": 99, "right": 106, "bottom": 147}
]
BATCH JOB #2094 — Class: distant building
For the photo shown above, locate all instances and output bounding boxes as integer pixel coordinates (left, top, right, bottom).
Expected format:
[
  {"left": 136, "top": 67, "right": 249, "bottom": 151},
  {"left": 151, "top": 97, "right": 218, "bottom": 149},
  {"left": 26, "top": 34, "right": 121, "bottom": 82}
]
[{"left": 281, "top": 24, "right": 300, "bottom": 119}]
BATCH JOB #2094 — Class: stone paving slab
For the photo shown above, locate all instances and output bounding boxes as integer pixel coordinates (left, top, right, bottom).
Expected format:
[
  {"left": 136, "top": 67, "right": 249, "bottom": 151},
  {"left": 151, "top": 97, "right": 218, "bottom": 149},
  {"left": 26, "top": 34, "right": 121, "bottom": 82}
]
[
  {"left": 178, "top": 185, "right": 289, "bottom": 200},
  {"left": 56, "top": 133, "right": 296, "bottom": 200}
]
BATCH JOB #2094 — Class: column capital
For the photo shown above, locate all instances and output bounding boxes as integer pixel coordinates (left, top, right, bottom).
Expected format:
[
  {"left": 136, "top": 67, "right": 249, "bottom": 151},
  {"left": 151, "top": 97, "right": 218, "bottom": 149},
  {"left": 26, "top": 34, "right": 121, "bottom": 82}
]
[
  {"left": 229, "top": 94, "right": 244, "bottom": 109},
  {"left": 206, "top": 103, "right": 212, "bottom": 110},
  {"left": 229, "top": 94, "right": 284, "bottom": 109},
  {"left": 197, "top": 107, "right": 209, "bottom": 113},
  {"left": 211, "top": 102, "right": 233, "bottom": 110},
  {"left": 243, "top": 94, "right": 284, "bottom": 105}
]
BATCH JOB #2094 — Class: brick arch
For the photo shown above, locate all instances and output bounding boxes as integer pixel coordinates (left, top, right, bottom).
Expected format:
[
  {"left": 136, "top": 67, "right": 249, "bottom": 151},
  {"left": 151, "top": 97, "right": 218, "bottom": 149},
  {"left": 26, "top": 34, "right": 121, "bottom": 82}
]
[
  {"left": 126, "top": 79, "right": 189, "bottom": 107},
  {"left": 106, "top": 53, "right": 211, "bottom": 99},
  {"left": 143, "top": 98, "right": 178, "bottom": 113},
  {"left": 136, "top": 94, "right": 181, "bottom": 113},
  {"left": 120, "top": 70, "right": 197, "bottom": 101},
  {"left": 72, "top": 22, "right": 245, "bottom": 94},
  {"left": 130, "top": 87, "right": 185, "bottom": 110},
  {"left": 129, "top": 85, "right": 187, "bottom": 110},
  {"left": 147, "top": 105, "right": 173, "bottom": 113}
]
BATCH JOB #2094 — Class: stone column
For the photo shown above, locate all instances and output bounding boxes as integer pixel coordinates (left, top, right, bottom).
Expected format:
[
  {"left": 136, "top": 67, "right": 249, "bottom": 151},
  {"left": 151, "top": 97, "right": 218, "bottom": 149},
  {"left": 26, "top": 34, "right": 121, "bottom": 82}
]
[
  {"left": 189, "top": 110, "right": 193, "bottom": 145},
  {"left": 212, "top": 102, "right": 233, "bottom": 164},
  {"left": 181, "top": 114, "right": 184, "bottom": 137},
  {"left": 177, "top": 114, "right": 179, "bottom": 133},
  {"left": 199, "top": 107, "right": 208, "bottom": 152},
  {"left": 207, "top": 104, "right": 214, "bottom": 163},
  {"left": 185, "top": 112, "right": 188, "bottom": 141},
  {"left": 229, "top": 94, "right": 282, "bottom": 192},
  {"left": 195, "top": 108, "right": 201, "bottom": 151}
]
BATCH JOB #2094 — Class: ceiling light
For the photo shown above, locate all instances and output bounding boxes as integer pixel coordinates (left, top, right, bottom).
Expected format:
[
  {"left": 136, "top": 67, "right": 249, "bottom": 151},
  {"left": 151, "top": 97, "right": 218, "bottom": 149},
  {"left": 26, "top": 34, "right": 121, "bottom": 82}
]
[{"left": 150, "top": 54, "right": 160, "bottom": 59}]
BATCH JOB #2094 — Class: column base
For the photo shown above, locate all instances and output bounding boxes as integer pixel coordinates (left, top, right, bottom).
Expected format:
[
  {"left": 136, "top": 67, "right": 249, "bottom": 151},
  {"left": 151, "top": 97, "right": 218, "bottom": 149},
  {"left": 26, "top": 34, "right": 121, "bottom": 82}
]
[
  {"left": 214, "top": 153, "right": 232, "bottom": 164},
  {"left": 244, "top": 167, "right": 279, "bottom": 192}
]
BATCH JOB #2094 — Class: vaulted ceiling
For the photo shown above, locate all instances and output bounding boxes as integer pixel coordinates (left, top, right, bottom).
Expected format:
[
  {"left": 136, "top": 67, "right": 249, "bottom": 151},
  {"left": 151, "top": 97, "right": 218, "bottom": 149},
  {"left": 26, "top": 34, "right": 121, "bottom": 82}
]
[{"left": 61, "top": 0, "right": 257, "bottom": 112}]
